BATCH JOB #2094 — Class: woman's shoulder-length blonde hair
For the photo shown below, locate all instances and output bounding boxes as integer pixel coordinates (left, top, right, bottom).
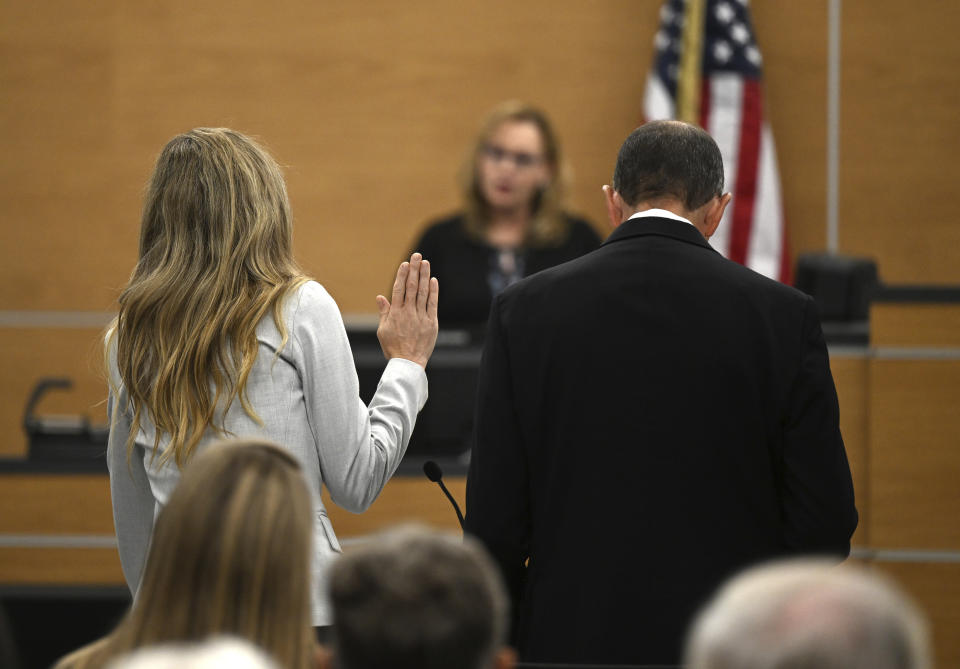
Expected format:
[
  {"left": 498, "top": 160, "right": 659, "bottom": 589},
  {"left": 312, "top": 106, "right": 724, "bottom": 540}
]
[
  {"left": 460, "top": 100, "right": 572, "bottom": 247},
  {"left": 57, "top": 440, "right": 316, "bottom": 669},
  {"left": 108, "top": 127, "right": 309, "bottom": 467}
]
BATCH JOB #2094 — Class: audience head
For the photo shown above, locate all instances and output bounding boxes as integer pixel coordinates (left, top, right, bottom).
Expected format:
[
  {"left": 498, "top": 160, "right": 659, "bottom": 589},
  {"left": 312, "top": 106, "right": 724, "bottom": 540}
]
[
  {"left": 107, "top": 638, "right": 279, "bottom": 669},
  {"left": 64, "top": 440, "right": 316, "bottom": 669},
  {"left": 114, "top": 128, "right": 307, "bottom": 467},
  {"left": 462, "top": 100, "right": 568, "bottom": 244},
  {"left": 326, "top": 526, "right": 514, "bottom": 669},
  {"left": 684, "top": 559, "right": 932, "bottom": 669}
]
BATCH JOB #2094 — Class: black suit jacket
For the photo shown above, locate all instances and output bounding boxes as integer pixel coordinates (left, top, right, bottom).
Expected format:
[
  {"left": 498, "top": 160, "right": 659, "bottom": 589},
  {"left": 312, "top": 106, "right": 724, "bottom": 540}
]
[{"left": 464, "top": 217, "right": 858, "bottom": 665}]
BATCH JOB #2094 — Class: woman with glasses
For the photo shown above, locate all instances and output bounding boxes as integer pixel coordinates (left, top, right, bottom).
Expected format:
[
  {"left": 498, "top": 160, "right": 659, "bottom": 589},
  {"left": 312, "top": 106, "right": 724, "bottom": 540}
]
[{"left": 411, "top": 101, "right": 600, "bottom": 326}]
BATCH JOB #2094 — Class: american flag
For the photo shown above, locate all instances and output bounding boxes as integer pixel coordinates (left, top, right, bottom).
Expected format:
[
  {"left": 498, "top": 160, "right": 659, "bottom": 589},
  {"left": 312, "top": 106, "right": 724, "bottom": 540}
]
[{"left": 644, "top": 0, "right": 792, "bottom": 283}]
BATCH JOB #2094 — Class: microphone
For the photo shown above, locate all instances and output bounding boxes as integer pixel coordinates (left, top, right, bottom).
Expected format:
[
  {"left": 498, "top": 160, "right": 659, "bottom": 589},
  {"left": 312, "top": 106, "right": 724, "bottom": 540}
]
[{"left": 423, "top": 460, "right": 464, "bottom": 530}]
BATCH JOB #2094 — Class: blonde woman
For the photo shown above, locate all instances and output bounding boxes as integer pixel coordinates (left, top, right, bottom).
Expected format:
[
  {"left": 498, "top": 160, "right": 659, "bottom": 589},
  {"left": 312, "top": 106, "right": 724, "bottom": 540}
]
[
  {"left": 412, "top": 101, "right": 600, "bottom": 325},
  {"left": 55, "top": 440, "right": 318, "bottom": 669},
  {"left": 106, "top": 128, "right": 438, "bottom": 630}
]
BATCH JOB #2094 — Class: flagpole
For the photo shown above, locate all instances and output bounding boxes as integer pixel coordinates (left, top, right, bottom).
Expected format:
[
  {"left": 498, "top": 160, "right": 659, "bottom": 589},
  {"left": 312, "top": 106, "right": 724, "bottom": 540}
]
[
  {"left": 676, "top": 0, "right": 706, "bottom": 124},
  {"left": 827, "top": 0, "right": 841, "bottom": 254}
]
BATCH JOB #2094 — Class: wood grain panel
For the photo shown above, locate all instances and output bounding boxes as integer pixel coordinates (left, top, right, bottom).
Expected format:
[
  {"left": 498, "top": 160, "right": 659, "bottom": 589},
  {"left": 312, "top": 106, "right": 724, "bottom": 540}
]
[
  {"left": 323, "top": 476, "right": 466, "bottom": 538},
  {"left": 830, "top": 355, "right": 869, "bottom": 547},
  {"left": 872, "top": 561, "right": 960, "bottom": 669},
  {"left": 840, "top": 2, "right": 960, "bottom": 283},
  {"left": 0, "top": 547, "right": 123, "bottom": 585},
  {"left": 0, "top": 475, "right": 113, "bottom": 534},
  {"left": 871, "top": 303, "right": 960, "bottom": 348},
  {"left": 0, "top": 328, "right": 108, "bottom": 457},
  {"left": 868, "top": 360, "right": 960, "bottom": 549},
  {"left": 752, "top": 1, "right": 828, "bottom": 261},
  {"left": 0, "top": 2, "right": 133, "bottom": 312}
]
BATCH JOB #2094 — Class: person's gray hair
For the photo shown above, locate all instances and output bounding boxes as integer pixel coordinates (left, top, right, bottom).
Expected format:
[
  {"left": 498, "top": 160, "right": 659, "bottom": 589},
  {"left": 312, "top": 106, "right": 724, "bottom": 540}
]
[
  {"left": 684, "top": 559, "right": 931, "bottom": 669},
  {"left": 106, "top": 637, "right": 279, "bottom": 669},
  {"left": 328, "top": 525, "right": 509, "bottom": 669},
  {"left": 613, "top": 120, "right": 724, "bottom": 209}
]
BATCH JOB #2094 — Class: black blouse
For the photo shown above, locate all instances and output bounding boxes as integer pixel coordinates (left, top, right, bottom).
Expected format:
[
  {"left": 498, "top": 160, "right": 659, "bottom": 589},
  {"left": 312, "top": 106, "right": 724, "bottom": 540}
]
[{"left": 411, "top": 213, "right": 602, "bottom": 326}]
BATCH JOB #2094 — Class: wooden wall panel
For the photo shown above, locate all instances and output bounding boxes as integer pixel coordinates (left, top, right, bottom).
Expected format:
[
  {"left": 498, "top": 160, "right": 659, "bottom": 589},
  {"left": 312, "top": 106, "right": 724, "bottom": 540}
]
[
  {"left": 0, "top": 547, "right": 123, "bottom": 585},
  {"left": 873, "top": 562, "right": 960, "bottom": 669},
  {"left": 0, "top": 475, "right": 113, "bottom": 535},
  {"left": 830, "top": 355, "right": 869, "bottom": 546},
  {"left": 868, "top": 360, "right": 960, "bottom": 549},
  {"left": 0, "top": 471, "right": 119, "bottom": 584},
  {"left": 0, "top": 328, "right": 108, "bottom": 457},
  {"left": 752, "top": 1, "right": 828, "bottom": 261},
  {"left": 840, "top": 2, "right": 960, "bottom": 283},
  {"left": 0, "top": 4, "right": 133, "bottom": 312},
  {"left": 323, "top": 476, "right": 466, "bottom": 538},
  {"left": 871, "top": 303, "right": 960, "bottom": 348}
]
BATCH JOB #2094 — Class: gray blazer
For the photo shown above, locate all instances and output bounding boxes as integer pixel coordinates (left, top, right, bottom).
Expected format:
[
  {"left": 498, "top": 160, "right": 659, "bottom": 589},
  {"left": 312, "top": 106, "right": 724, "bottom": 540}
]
[{"left": 107, "top": 281, "right": 427, "bottom": 625}]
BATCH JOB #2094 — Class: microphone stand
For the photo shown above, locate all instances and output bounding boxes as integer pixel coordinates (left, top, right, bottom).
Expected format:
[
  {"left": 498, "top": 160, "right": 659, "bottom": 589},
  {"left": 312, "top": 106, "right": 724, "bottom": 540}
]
[{"left": 423, "top": 460, "right": 465, "bottom": 530}]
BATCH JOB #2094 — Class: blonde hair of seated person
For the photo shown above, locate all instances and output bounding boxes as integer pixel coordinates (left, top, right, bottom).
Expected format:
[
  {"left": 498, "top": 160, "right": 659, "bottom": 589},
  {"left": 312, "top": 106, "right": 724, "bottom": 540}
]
[{"left": 55, "top": 440, "right": 315, "bottom": 669}]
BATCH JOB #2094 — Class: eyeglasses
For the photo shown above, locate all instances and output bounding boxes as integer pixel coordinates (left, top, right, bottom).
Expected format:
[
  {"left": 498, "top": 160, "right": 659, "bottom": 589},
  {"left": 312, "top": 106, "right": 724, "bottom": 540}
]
[{"left": 482, "top": 144, "right": 544, "bottom": 169}]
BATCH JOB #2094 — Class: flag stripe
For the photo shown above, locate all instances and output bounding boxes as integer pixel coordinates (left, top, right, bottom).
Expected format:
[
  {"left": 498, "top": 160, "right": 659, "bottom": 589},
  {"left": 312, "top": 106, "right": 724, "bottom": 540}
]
[
  {"left": 699, "top": 77, "right": 712, "bottom": 131},
  {"left": 746, "top": 123, "right": 783, "bottom": 278},
  {"left": 643, "top": 74, "right": 675, "bottom": 121},
  {"left": 705, "top": 74, "right": 743, "bottom": 259},
  {"left": 727, "top": 80, "right": 763, "bottom": 266}
]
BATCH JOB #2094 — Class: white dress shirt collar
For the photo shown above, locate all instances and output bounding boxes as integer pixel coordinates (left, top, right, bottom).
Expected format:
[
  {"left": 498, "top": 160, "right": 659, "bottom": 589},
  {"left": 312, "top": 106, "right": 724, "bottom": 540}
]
[{"left": 626, "top": 208, "right": 694, "bottom": 227}]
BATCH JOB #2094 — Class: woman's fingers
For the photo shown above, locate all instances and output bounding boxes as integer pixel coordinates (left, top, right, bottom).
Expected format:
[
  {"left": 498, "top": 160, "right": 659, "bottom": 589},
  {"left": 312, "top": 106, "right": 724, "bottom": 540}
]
[
  {"left": 392, "top": 261, "right": 409, "bottom": 305},
  {"left": 427, "top": 277, "right": 439, "bottom": 322},
  {"left": 405, "top": 253, "right": 422, "bottom": 306},
  {"left": 416, "top": 259, "right": 431, "bottom": 312}
]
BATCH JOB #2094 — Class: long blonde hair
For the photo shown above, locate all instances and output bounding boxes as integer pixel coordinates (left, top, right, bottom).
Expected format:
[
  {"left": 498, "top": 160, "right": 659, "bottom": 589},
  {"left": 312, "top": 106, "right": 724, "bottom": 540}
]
[
  {"left": 460, "top": 100, "right": 571, "bottom": 246},
  {"left": 109, "top": 128, "right": 308, "bottom": 467},
  {"left": 57, "top": 440, "right": 316, "bottom": 669}
]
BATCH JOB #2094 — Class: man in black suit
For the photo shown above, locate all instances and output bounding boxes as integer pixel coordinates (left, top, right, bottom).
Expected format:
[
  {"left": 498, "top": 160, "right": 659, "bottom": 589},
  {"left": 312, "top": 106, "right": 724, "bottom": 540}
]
[{"left": 464, "top": 121, "right": 858, "bottom": 665}]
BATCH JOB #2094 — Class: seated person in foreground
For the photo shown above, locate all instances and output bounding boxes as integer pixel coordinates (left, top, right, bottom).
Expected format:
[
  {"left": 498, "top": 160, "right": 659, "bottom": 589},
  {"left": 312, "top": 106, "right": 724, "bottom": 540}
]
[
  {"left": 322, "top": 526, "right": 515, "bottom": 669},
  {"left": 684, "top": 559, "right": 932, "bottom": 669},
  {"left": 107, "top": 638, "right": 279, "bottom": 669},
  {"left": 412, "top": 101, "right": 600, "bottom": 326},
  {"left": 54, "top": 440, "right": 317, "bottom": 669}
]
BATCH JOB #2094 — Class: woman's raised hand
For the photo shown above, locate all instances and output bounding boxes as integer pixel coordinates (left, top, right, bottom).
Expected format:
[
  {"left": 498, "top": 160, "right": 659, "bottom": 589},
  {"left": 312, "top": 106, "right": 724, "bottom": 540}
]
[{"left": 376, "top": 253, "right": 439, "bottom": 369}]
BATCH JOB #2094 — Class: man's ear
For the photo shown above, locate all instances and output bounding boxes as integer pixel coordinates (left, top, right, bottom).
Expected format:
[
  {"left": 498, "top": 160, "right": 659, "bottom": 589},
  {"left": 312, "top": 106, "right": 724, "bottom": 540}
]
[
  {"left": 602, "top": 185, "right": 625, "bottom": 229},
  {"left": 702, "top": 192, "right": 732, "bottom": 239},
  {"left": 493, "top": 647, "right": 518, "bottom": 669}
]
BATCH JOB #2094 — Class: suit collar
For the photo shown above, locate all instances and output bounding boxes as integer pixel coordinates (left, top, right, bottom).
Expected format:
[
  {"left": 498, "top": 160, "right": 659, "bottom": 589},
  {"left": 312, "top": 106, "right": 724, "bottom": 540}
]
[{"left": 602, "top": 216, "right": 718, "bottom": 254}]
